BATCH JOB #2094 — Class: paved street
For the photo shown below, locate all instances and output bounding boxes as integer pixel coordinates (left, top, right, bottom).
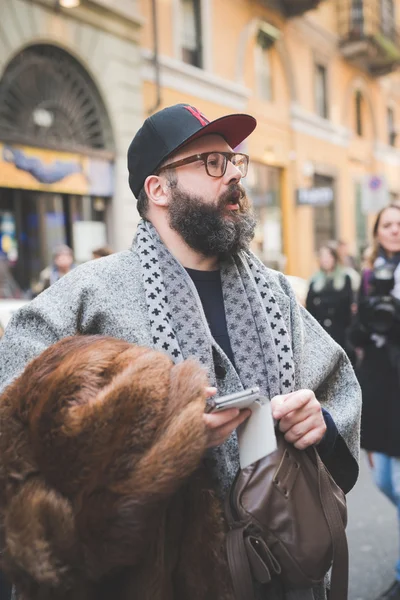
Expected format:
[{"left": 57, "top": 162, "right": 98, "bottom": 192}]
[{"left": 348, "top": 452, "right": 398, "bottom": 600}]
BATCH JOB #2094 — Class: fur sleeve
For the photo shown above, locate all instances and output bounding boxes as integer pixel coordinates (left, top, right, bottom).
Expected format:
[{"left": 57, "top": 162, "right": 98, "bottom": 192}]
[{"left": 0, "top": 337, "right": 211, "bottom": 596}]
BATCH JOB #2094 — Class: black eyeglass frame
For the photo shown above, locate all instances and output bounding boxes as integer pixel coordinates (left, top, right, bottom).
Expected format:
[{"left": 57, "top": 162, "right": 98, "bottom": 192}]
[{"left": 156, "top": 151, "right": 250, "bottom": 178}]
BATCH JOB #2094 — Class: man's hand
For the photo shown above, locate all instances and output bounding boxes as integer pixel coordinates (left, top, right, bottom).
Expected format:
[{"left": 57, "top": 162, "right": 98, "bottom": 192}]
[
  {"left": 271, "top": 389, "right": 326, "bottom": 450},
  {"left": 203, "top": 387, "right": 250, "bottom": 448}
]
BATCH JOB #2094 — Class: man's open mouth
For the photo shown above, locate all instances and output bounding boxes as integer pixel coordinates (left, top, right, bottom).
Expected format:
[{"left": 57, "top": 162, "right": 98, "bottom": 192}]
[{"left": 223, "top": 189, "right": 243, "bottom": 210}]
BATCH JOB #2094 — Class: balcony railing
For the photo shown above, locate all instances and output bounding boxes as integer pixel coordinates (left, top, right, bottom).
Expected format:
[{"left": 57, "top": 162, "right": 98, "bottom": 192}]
[
  {"left": 261, "top": 0, "right": 324, "bottom": 18},
  {"left": 338, "top": 0, "right": 400, "bottom": 75},
  {"left": 280, "top": 0, "right": 324, "bottom": 17}
]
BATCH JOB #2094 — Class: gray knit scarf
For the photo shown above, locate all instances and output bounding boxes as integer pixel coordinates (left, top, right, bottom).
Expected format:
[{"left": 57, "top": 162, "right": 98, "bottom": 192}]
[
  {"left": 136, "top": 219, "right": 295, "bottom": 394},
  {"left": 135, "top": 221, "right": 317, "bottom": 600}
]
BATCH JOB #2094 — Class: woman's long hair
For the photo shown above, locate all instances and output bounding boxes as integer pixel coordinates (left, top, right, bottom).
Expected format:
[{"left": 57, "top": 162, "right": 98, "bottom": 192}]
[{"left": 370, "top": 204, "right": 400, "bottom": 264}]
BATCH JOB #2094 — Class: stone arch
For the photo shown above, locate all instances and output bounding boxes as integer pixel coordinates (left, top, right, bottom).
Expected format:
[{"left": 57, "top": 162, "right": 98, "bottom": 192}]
[
  {"left": 0, "top": 42, "right": 115, "bottom": 152},
  {"left": 235, "top": 17, "right": 297, "bottom": 102},
  {"left": 342, "top": 76, "right": 378, "bottom": 140}
]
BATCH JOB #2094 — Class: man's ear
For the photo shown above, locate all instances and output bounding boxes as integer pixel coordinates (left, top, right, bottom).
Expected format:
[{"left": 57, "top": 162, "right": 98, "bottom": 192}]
[{"left": 144, "top": 175, "right": 170, "bottom": 208}]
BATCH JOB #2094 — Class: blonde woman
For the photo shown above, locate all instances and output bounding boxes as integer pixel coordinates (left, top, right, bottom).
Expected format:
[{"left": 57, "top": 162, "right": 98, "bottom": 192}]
[
  {"left": 306, "top": 244, "right": 353, "bottom": 352},
  {"left": 350, "top": 204, "right": 400, "bottom": 600}
]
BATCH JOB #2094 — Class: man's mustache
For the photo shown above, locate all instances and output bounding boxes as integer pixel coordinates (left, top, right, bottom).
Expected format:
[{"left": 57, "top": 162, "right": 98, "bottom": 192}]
[{"left": 218, "top": 184, "right": 247, "bottom": 209}]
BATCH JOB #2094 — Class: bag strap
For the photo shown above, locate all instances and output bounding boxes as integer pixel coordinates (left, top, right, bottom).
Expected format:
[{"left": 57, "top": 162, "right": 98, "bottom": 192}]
[
  {"left": 226, "top": 526, "right": 256, "bottom": 600},
  {"left": 314, "top": 448, "right": 349, "bottom": 600}
]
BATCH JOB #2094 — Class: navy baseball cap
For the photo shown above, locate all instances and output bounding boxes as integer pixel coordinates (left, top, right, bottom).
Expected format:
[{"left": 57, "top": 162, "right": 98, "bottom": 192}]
[{"left": 127, "top": 103, "right": 257, "bottom": 197}]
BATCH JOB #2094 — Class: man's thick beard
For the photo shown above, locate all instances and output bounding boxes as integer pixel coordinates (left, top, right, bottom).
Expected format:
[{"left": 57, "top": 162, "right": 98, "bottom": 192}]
[{"left": 167, "top": 183, "right": 256, "bottom": 259}]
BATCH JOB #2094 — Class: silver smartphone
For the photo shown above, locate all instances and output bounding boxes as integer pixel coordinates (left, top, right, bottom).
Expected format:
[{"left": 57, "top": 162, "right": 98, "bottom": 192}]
[{"left": 205, "top": 386, "right": 260, "bottom": 413}]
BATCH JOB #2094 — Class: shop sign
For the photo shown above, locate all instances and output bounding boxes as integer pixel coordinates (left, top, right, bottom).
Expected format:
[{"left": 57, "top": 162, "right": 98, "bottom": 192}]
[
  {"left": 296, "top": 187, "right": 334, "bottom": 206},
  {"left": 0, "top": 143, "right": 114, "bottom": 197}
]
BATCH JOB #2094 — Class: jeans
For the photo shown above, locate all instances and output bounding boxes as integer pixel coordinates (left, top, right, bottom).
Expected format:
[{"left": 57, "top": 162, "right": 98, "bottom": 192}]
[{"left": 371, "top": 452, "right": 400, "bottom": 581}]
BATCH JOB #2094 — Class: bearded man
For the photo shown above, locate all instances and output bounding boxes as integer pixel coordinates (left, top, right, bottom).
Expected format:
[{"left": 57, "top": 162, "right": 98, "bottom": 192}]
[{"left": 0, "top": 104, "right": 361, "bottom": 600}]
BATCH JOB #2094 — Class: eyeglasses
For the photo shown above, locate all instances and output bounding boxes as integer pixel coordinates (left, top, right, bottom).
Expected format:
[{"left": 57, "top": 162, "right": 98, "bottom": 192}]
[{"left": 156, "top": 151, "right": 249, "bottom": 178}]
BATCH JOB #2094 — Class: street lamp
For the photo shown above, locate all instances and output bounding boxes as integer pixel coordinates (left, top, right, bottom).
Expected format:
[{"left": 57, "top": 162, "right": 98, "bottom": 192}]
[{"left": 58, "top": 0, "right": 81, "bottom": 7}]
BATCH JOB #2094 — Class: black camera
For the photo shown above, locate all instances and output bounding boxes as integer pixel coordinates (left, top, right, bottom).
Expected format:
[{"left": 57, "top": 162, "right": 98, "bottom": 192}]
[{"left": 358, "top": 263, "right": 400, "bottom": 335}]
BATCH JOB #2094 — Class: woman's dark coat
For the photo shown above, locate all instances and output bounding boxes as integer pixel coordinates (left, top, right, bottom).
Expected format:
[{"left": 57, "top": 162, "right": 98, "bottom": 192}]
[
  {"left": 306, "top": 273, "right": 353, "bottom": 350},
  {"left": 349, "top": 271, "right": 400, "bottom": 457}
]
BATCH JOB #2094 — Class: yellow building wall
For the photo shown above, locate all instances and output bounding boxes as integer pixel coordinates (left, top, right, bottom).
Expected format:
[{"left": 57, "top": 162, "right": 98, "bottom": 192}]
[{"left": 139, "top": 0, "right": 400, "bottom": 279}]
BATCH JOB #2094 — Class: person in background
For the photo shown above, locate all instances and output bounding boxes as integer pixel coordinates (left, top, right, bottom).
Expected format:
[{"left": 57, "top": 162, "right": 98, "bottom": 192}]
[
  {"left": 306, "top": 243, "right": 353, "bottom": 355},
  {"left": 360, "top": 244, "right": 374, "bottom": 271},
  {"left": 32, "top": 244, "right": 75, "bottom": 296},
  {"left": 0, "top": 255, "right": 23, "bottom": 342},
  {"left": 0, "top": 254, "right": 22, "bottom": 299},
  {"left": 335, "top": 239, "right": 361, "bottom": 296},
  {"left": 349, "top": 204, "right": 400, "bottom": 600},
  {"left": 92, "top": 245, "right": 113, "bottom": 259},
  {"left": 336, "top": 239, "right": 357, "bottom": 269}
]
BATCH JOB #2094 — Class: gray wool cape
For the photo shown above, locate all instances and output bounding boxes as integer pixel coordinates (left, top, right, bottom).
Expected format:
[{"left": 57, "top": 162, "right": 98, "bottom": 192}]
[{"left": 0, "top": 242, "right": 361, "bottom": 600}]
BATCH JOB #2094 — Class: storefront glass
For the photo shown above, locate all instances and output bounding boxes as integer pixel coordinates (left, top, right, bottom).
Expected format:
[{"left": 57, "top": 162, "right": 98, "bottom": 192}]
[
  {"left": 0, "top": 44, "right": 114, "bottom": 296},
  {"left": 0, "top": 188, "right": 108, "bottom": 294},
  {"left": 246, "top": 162, "right": 284, "bottom": 270}
]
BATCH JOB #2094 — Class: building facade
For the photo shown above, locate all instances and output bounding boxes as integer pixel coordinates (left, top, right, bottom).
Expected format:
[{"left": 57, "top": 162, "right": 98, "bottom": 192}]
[
  {"left": 140, "top": 0, "right": 400, "bottom": 278},
  {"left": 0, "top": 0, "right": 143, "bottom": 290},
  {"left": 1, "top": 0, "right": 400, "bottom": 285}
]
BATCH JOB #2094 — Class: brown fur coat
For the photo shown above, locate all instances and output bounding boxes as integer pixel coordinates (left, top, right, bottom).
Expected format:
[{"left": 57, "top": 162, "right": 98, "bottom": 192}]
[{"left": 0, "top": 336, "right": 233, "bottom": 600}]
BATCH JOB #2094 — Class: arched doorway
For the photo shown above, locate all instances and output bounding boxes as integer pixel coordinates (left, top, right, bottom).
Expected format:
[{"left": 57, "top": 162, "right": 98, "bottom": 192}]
[{"left": 0, "top": 44, "right": 115, "bottom": 293}]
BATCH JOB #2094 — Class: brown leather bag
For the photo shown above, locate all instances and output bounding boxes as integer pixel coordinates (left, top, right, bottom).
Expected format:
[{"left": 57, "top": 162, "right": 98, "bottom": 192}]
[{"left": 225, "top": 433, "right": 348, "bottom": 600}]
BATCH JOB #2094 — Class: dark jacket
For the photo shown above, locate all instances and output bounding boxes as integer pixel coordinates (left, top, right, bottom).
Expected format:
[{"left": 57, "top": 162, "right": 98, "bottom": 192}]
[
  {"left": 306, "top": 272, "right": 353, "bottom": 350},
  {"left": 349, "top": 270, "right": 400, "bottom": 457}
]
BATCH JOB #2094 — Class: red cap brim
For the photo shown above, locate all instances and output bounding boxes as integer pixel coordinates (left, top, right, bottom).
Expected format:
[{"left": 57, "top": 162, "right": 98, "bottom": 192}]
[{"left": 175, "top": 113, "right": 257, "bottom": 153}]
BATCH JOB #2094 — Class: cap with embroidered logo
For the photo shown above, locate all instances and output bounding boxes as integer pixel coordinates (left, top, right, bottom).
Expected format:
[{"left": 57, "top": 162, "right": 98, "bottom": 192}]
[{"left": 127, "top": 103, "right": 257, "bottom": 197}]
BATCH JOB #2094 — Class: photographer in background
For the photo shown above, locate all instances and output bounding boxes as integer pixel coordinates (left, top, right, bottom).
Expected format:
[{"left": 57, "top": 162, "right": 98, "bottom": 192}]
[
  {"left": 349, "top": 204, "right": 400, "bottom": 600},
  {"left": 306, "top": 243, "right": 354, "bottom": 358}
]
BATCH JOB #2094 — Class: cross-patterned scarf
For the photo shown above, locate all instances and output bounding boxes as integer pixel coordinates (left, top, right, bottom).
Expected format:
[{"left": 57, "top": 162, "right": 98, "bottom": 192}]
[{"left": 136, "top": 219, "right": 294, "bottom": 402}]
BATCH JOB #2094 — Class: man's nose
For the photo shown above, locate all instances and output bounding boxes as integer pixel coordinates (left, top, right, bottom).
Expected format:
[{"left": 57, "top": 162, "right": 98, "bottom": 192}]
[{"left": 224, "top": 159, "right": 242, "bottom": 184}]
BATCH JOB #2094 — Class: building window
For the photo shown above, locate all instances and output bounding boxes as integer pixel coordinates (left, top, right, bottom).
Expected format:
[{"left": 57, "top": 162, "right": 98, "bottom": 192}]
[
  {"left": 315, "top": 64, "right": 328, "bottom": 119},
  {"left": 255, "top": 45, "right": 272, "bottom": 102},
  {"left": 355, "top": 182, "right": 367, "bottom": 258},
  {"left": 381, "top": 0, "right": 395, "bottom": 40},
  {"left": 246, "top": 163, "right": 283, "bottom": 270},
  {"left": 180, "top": 0, "right": 203, "bottom": 68},
  {"left": 313, "top": 174, "right": 335, "bottom": 251},
  {"left": 255, "top": 29, "right": 277, "bottom": 102},
  {"left": 350, "top": 0, "right": 364, "bottom": 35},
  {"left": 0, "top": 44, "right": 113, "bottom": 152},
  {"left": 355, "top": 91, "right": 363, "bottom": 136},
  {"left": 387, "top": 106, "right": 396, "bottom": 147}
]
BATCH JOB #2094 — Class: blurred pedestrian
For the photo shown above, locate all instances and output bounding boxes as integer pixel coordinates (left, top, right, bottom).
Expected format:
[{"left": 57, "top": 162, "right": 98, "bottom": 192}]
[
  {"left": 361, "top": 244, "right": 374, "bottom": 270},
  {"left": 335, "top": 239, "right": 361, "bottom": 295},
  {"left": 306, "top": 243, "right": 353, "bottom": 354},
  {"left": 0, "top": 254, "right": 22, "bottom": 299},
  {"left": 92, "top": 245, "right": 113, "bottom": 259},
  {"left": 336, "top": 239, "right": 357, "bottom": 269},
  {"left": 349, "top": 204, "right": 400, "bottom": 600},
  {"left": 32, "top": 244, "right": 75, "bottom": 296}
]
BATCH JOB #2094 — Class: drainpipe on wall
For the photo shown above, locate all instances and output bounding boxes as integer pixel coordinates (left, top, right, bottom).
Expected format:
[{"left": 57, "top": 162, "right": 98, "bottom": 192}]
[{"left": 149, "top": 0, "right": 162, "bottom": 115}]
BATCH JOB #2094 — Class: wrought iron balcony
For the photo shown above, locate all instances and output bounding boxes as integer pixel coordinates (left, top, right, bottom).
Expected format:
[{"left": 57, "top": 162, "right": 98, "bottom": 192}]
[
  {"left": 279, "top": 0, "right": 324, "bottom": 17},
  {"left": 338, "top": 0, "right": 400, "bottom": 76},
  {"left": 261, "top": 0, "right": 324, "bottom": 18}
]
